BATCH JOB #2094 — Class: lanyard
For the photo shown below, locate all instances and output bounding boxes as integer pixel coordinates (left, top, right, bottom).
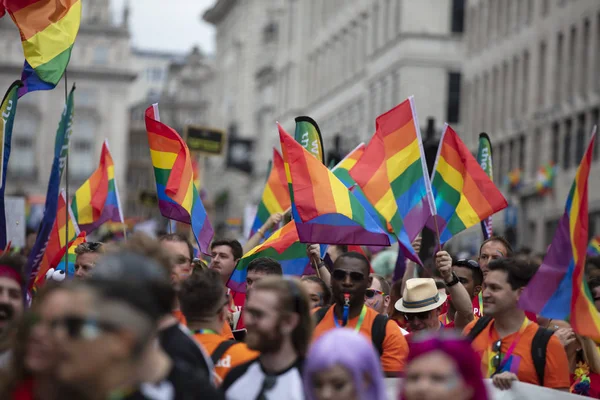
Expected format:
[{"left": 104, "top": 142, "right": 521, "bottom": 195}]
[
  {"left": 194, "top": 329, "right": 218, "bottom": 335},
  {"left": 444, "top": 313, "right": 451, "bottom": 325},
  {"left": 334, "top": 305, "right": 367, "bottom": 332},
  {"left": 477, "top": 292, "right": 483, "bottom": 317},
  {"left": 487, "top": 318, "right": 529, "bottom": 377}
]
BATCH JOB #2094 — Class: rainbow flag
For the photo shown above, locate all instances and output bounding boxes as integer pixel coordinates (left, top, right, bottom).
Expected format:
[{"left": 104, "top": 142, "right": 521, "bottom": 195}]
[
  {"left": 430, "top": 124, "right": 507, "bottom": 244},
  {"left": 34, "top": 189, "right": 79, "bottom": 288},
  {"left": 4, "top": 0, "right": 81, "bottom": 97},
  {"left": 55, "top": 231, "right": 86, "bottom": 277},
  {"left": 71, "top": 140, "right": 124, "bottom": 234},
  {"left": 349, "top": 97, "right": 433, "bottom": 260},
  {"left": 229, "top": 221, "right": 312, "bottom": 293},
  {"left": 278, "top": 124, "right": 389, "bottom": 246},
  {"left": 520, "top": 131, "right": 599, "bottom": 341},
  {"left": 589, "top": 236, "right": 600, "bottom": 256},
  {"left": 145, "top": 104, "right": 214, "bottom": 255},
  {"left": 506, "top": 168, "right": 522, "bottom": 191},
  {"left": 536, "top": 162, "right": 556, "bottom": 195},
  {"left": 250, "top": 148, "right": 291, "bottom": 239}
]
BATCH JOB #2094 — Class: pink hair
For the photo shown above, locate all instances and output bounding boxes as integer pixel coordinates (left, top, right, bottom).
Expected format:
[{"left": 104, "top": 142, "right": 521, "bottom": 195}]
[{"left": 399, "top": 334, "right": 489, "bottom": 400}]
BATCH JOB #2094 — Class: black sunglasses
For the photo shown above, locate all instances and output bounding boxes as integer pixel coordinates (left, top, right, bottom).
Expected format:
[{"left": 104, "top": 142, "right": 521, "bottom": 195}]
[
  {"left": 404, "top": 311, "right": 431, "bottom": 322},
  {"left": 51, "top": 316, "right": 118, "bottom": 340},
  {"left": 332, "top": 269, "right": 365, "bottom": 282},
  {"left": 455, "top": 259, "right": 480, "bottom": 269},
  {"left": 365, "top": 289, "right": 385, "bottom": 299},
  {"left": 491, "top": 339, "right": 503, "bottom": 371}
]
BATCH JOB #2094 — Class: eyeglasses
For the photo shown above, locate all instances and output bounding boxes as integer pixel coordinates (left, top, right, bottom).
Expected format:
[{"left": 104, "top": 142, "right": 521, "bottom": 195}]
[
  {"left": 174, "top": 255, "right": 191, "bottom": 265},
  {"left": 332, "top": 269, "right": 365, "bottom": 282},
  {"left": 51, "top": 316, "right": 118, "bottom": 340},
  {"left": 491, "top": 339, "right": 503, "bottom": 371},
  {"left": 365, "top": 289, "right": 385, "bottom": 299},
  {"left": 404, "top": 311, "right": 431, "bottom": 322},
  {"left": 455, "top": 259, "right": 480, "bottom": 269}
]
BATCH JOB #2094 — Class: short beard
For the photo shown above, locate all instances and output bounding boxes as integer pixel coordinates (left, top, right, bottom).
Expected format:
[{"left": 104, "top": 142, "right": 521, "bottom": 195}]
[{"left": 248, "top": 320, "right": 284, "bottom": 354}]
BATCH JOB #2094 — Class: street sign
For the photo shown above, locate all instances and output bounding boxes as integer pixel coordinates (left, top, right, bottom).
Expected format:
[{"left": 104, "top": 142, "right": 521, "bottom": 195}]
[{"left": 184, "top": 125, "right": 226, "bottom": 155}]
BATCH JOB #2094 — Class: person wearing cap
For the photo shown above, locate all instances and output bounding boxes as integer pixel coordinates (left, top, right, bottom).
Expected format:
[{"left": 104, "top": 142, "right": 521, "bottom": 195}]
[
  {"left": 398, "top": 251, "right": 474, "bottom": 334},
  {"left": 0, "top": 254, "right": 26, "bottom": 368},
  {"left": 73, "top": 242, "right": 105, "bottom": 280}
]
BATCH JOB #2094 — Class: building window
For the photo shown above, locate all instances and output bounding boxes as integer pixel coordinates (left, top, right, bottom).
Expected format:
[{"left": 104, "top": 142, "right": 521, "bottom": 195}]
[
  {"left": 93, "top": 46, "right": 109, "bottom": 65},
  {"left": 555, "top": 32, "right": 563, "bottom": 105},
  {"left": 10, "top": 116, "right": 37, "bottom": 179},
  {"left": 593, "top": 108, "right": 600, "bottom": 161},
  {"left": 70, "top": 117, "right": 97, "bottom": 179},
  {"left": 576, "top": 113, "right": 586, "bottom": 162},
  {"left": 447, "top": 72, "right": 461, "bottom": 124},
  {"left": 537, "top": 41, "right": 547, "bottom": 108},
  {"left": 563, "top": 118, "right": 572, "bottom": 169},
  {"left": 531, "top": 129, "right": 541, "bottom": 178},
  {"left": 522, "top": 51, "right": 529, "bottom": 115},
  {"left": 451, "top": 0, "right": 465, "bottom": 33},
  {"left": 582, "top": 19, "right": 590, "bottom": 97},
  {"left": 551, "top": 122, "right": 560, "bottom": 164}
]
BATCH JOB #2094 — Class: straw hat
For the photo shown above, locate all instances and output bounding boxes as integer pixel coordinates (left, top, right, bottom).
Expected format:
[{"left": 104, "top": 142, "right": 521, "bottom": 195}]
[{"left": 395, "top": 278, "right": 447, "bottom": 313}]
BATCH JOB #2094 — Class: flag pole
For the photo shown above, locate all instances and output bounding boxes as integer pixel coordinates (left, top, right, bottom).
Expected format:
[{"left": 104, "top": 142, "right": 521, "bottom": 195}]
[{"left": 64, "top": 70, "right": 69, "bottom": 275}]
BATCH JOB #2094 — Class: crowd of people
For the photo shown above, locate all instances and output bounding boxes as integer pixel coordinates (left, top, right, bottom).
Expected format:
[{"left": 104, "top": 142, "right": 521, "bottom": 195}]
[{"left": 0, "top": 216, "right": 599, "bottom": 399}]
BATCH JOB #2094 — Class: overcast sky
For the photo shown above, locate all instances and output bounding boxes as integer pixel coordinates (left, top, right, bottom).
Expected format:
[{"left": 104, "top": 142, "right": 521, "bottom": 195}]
[{"left": 111, "top": 0, "right": 216, "bottom": 55}]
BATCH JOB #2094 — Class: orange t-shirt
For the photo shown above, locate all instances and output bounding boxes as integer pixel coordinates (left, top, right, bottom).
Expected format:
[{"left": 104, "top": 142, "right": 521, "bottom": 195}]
[
  {"left": 172, "top": 310, "right": 234, "bottom": 340},
  {"left": 192, "top": 332, "right": 258, "bottom": 385},
  {"left": 463, "top": 319, "right": 570, "bottom": 388},
  {"left": 312, "top": 305, "right": 409, "bottom": 374}
]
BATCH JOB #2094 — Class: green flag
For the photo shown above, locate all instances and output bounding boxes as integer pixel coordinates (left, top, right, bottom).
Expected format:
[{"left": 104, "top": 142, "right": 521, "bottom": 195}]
[{"left": 294, "top": 116, "right": 324, "bottom": 163}]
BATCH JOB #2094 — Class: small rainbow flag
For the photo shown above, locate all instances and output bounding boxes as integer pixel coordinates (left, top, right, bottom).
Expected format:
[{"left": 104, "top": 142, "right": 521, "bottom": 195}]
[
  {"left": 536, "top": 162, "right": 556, "bottom": 195},
  {"left": 349, "top": 97, "right": 433, "bottom": 261},
  {"left": 71, "top": 140, "right": 124, "bottom": 234},
  {"left": 34, "top": 189, "right": 79, "bottom": 288},
  {"left": 430, "top": 124, "right": 507, "bottom": 244},
  {"left": 278, "top": 124, "right": 389, "bottom": 246},
  {"left": 506, "top": 168, "right": 522, "bottom": 191},
  {"left": 55, "top": 231, "right": 86, "bottom": 277},
  {"left": 250, "top": 148, "right": 291, "bottom": 239},
  {"left": 588, "top": 236, "right": 600, "bottom": 256},
  {"left": 145, "top": 104, "right": 214, "bottom": 255},
  {"left": 229, "top": 221, "right": 312, "bottom": 293},
  {"left": 520, "top": 130, "right": 599, "bottom": 341},
  {"left": 4, "top": 0, "right": 81, "bottom": 97}
]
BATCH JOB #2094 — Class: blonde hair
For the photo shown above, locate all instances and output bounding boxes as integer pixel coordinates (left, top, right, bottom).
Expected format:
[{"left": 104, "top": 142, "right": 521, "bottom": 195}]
[{"left": 252, "top": 276, "right": 313, "bottom": 357}]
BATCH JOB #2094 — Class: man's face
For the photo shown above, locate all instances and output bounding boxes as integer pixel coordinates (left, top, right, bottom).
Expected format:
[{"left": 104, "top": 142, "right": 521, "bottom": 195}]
[
  {"left": 453, "top": 266, "right": 477, "bottom": 297},
  {"left": 478, "top": 241, "right": 508, "bottom": 275},
  {"left": 405, "top": 309, "right": 440, "bottom": 332},
  {"left": 0, "top": 277, "right": 23, "bottom": 334},
  {"left": 161, "top": 240, "right": 192, "bottom": 288},
  {"left": 365, "top": 278, "right": 389, "bottom": 314},
  {"left": 302, "top": 280, "right": 324, "bottom": 309},
  {"left": 246, "top": 270, "right": 268, "bottom": 293},
  {"left": 74, "top": 253, "right": 101, "bottom": 280},
  {"left": 210, "top": 245, "right": 237, "bottom": 282},
  {"left": 331, "top": 258, "right": 370, "bottom": 308},
  {"left": 482, "top": 270, "right": 520, "bottom": 316},
  {"left": 243, "top": 289, "right": 285, "bottom": 354}
]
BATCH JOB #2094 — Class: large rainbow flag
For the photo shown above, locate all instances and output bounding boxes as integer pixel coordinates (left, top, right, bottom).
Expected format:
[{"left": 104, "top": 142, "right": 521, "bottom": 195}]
[
  {"left": 250, "top": 148, "right": 290, "bottom": 239},
  {"left": 145, "top": 104, "right": 213, "bottom": 255},
  {"left": 520, "top": 131, "right": 599, "bottom": 341},
  {"left": 71, "top": 140, "right": 124, "bottom": 234},
  {"left": 349, "top": 97, "right": 432, "bottom": 260},
  {"left": 229, "top": 221, "right": 313, "bottom": 293},
  {"left": 4, "top": 0, "right": 81, "bottom": 97},
  {"left": 34, "top": 189, "right": 79, "bottom": 288},
  {"left": 279, "top": 124, "right": 389, "bottom": 246},
  {"left": 589, "top": 236, "right": 600, "bottom": 256},
  {"left": 430, "top": 124, "right": 507, "bottom": 244}
]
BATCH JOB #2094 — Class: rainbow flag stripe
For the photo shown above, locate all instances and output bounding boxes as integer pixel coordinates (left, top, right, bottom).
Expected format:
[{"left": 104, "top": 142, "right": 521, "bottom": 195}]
[
  {"left": 536, "top": 162, "right": 556, "bottom": 195},
  {"left": 520, "top": 132, "right": 600, "bottom": 341},
  {"left": 71, "top": 140, "right": 124, "bottom": 234},
  {"left": 278, "top": 124, "right": 389, "bottom": 246},
  {"left": 34, "top": 189, "right": 79, "bottom": 288},
  {"left": 5, "top": 0, "right": 81, "bottom": 96},
  {"left": 228, "top": 221, "right": 312, "bottom": 293},
  {"left": 589, "top": 236, "right": 600, "bottom": 256},
  {"left": 430, "top": 124, "right": 507, "bottom": 244},
  {"left": 56, "top": 231, "right": 86, "bottom": 277},
  {"left": 145, "top": 104, "right": 213, "bottom": 255},
  {"left": 250, "top": 148, "right": 291, "bottom": 239}
]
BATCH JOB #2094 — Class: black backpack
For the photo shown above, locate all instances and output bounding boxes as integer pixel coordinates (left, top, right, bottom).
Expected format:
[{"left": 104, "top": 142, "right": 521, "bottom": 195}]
[
  {"left": 210, "top": 340, "right": 236, "bottom": 365},
  {"left": 467, "top": 316, "right": 554, "bottom": 386},
  {"left": 313, "top": 306, "right": 388, "bottom": 356}
]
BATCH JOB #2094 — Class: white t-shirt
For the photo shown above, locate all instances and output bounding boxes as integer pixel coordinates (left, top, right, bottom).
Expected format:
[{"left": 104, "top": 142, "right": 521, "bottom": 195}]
[{"left": 222, "top": 357, "right": 304, "bottom": 400}]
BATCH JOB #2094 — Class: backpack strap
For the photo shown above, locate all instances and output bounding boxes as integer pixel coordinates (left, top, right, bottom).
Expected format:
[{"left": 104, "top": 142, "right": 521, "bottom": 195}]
[
  {"left": 313, "top": 306, "right": 330, "bottom": 325},
  {"left": 371, "top": 314, "right": 388, "bottom": 356},
  {"left": 466, "top": 316, "right": 493, "bottom": 342},
  {"left": 531, "top": 327, "right": 554, "bottom": 387},
  {"left": 211, "top": 340, "right": 236, "bottom": 365}
]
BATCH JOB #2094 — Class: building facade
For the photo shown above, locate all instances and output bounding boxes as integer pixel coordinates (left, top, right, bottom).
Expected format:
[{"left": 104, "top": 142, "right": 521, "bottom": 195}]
[
  {"left": 462, "top": 0, "right": 600, "bottom": 252},
  {"left": 128, "top": 49, "right": 184, "bottom": 105},
  {"left": 204, "top": 0, "right": 466, "bottom": 238},
  {"left": 0, "top": 0, "right": 135, "bottom": 203}
]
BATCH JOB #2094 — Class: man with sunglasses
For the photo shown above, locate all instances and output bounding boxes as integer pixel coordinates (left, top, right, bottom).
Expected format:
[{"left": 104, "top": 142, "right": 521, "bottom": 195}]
[
  {"left": 365, "top": 274, "right": 391, "bottom": 315},
  {"left": 463, "top": 257, "right": 569, "bottom": 391},
  {"left": 312, "top": 252, "right": 409, "bottom": 376},
  {"left": 180, "top": 269, "right": 258, "bottom": 385},
  {"left": 74, "top": 241, "right": 104, "bottom": 280}
]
